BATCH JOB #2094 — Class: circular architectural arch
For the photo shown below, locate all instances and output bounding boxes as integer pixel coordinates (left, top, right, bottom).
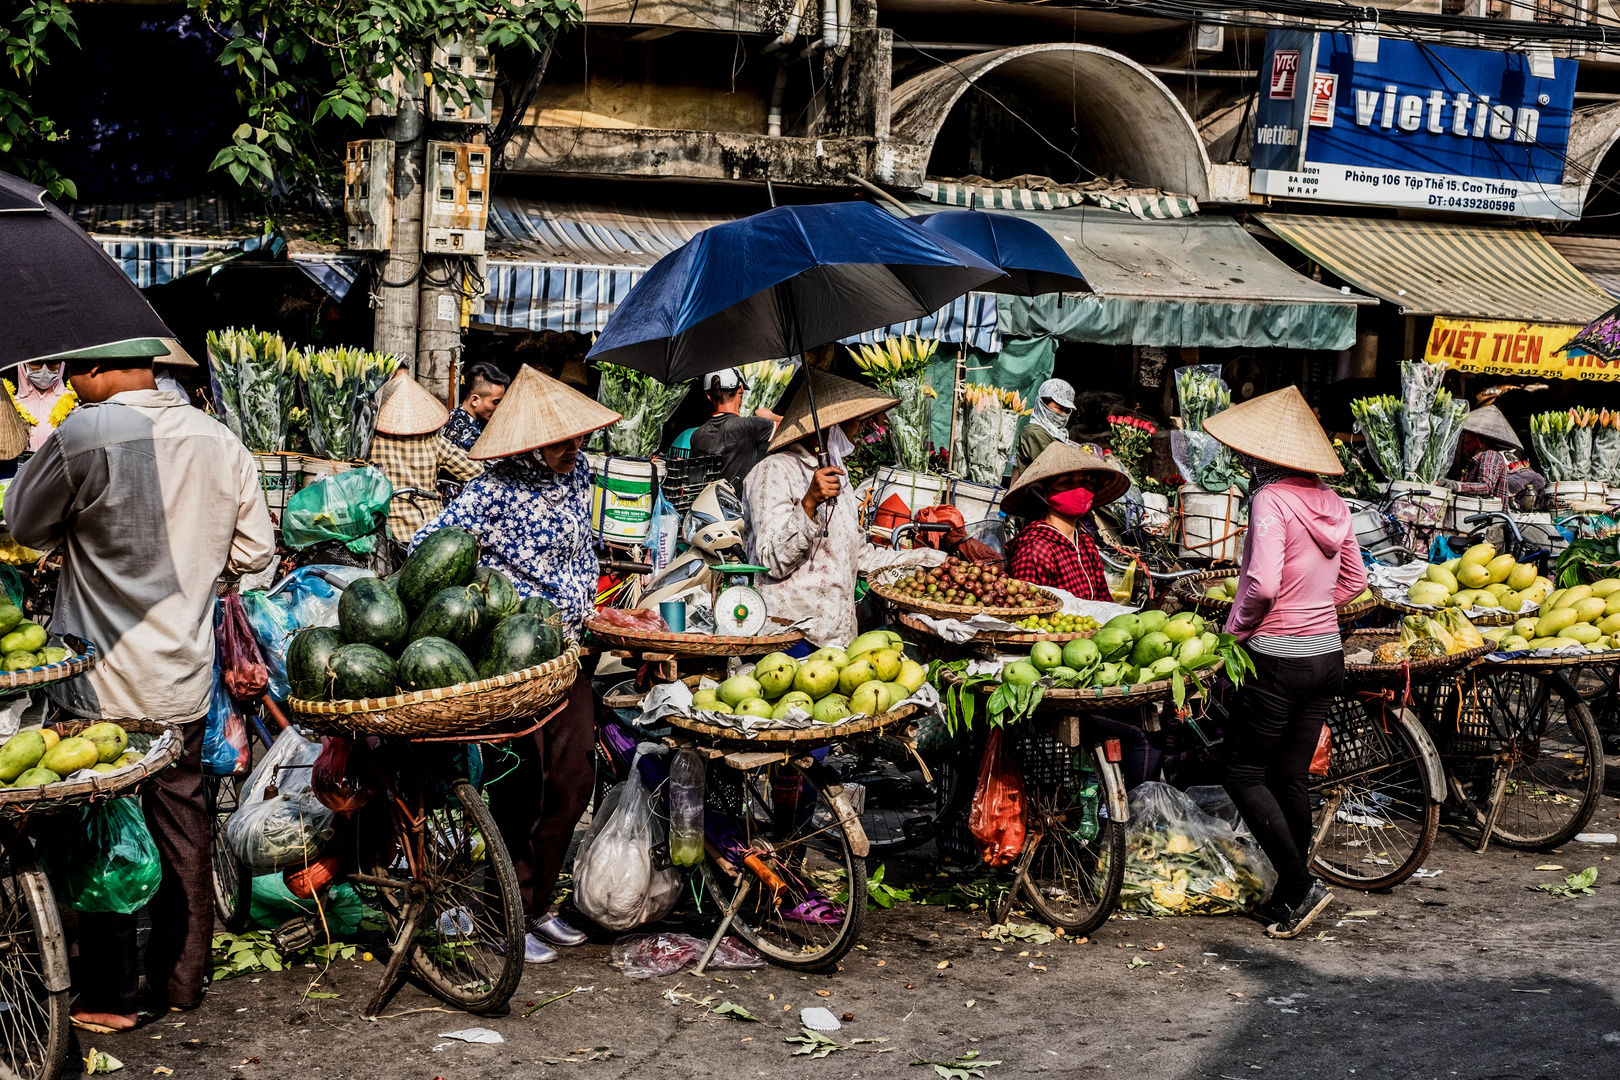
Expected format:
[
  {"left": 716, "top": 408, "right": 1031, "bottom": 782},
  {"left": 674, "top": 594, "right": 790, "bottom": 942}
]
[{"left": 890, "top": 43, "right": 1211, "bottom": 200}]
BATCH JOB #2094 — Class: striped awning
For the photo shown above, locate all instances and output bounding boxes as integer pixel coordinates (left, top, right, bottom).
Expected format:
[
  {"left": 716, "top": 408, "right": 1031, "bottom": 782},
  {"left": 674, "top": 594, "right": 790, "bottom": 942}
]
[
  {"left": 918, "top": 180, "right": 1198, "bottom": 221},
  {"left": 1548, "top": 236, "right": 1620, "bottom": 301},
  {"left": 94, "top": 236, "right": 364, "bottom": 300},
  {"left": 845, "top": 292, "right": 1002, "bottom": 354},
  {"left": 1256, "top": 214, "right": 1614, "bottom": 325}
]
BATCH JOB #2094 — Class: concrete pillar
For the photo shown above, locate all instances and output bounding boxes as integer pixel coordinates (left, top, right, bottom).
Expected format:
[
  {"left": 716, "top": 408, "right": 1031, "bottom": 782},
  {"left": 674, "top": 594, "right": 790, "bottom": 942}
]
[
  {"left": 416, "top": 269, "right": 461, "bottom": 405},
  {"left": 373, "top": 75, "right": 427, "bottom": 367}
]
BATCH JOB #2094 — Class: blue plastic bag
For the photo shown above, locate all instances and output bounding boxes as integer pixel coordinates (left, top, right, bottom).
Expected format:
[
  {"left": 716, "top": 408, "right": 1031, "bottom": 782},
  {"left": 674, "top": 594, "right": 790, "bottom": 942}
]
[
  {"left": 203, "top": 666, "right": 251, "bottom": 776},
  {"left": 243, "top": 565, "right": 374, "bottom": 702}
]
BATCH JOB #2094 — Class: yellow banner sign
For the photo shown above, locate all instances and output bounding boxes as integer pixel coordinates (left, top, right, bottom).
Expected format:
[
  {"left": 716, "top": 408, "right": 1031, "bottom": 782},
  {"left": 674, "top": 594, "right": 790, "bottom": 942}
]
[{"left": 1425, "top": 318, "right": 1620, "bottom": 381}]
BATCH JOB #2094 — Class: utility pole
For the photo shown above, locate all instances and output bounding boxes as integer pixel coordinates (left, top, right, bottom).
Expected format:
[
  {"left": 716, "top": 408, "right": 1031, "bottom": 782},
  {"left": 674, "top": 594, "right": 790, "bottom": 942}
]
[{"left": 372, "top": 66, "right": 427, "bottom": 366}]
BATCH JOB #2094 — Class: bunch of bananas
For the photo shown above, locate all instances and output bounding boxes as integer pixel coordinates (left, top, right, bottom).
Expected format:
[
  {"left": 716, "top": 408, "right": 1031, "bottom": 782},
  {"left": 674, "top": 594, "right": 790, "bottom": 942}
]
[{"left": 852, "top": 334, "right": 938, "bottom": 381}]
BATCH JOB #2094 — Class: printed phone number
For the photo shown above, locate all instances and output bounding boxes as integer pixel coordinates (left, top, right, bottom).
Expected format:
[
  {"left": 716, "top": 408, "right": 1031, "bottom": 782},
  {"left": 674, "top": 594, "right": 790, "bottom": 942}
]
[{"left": 1428, "top": 196, "right": 1518, "bottom": 212}]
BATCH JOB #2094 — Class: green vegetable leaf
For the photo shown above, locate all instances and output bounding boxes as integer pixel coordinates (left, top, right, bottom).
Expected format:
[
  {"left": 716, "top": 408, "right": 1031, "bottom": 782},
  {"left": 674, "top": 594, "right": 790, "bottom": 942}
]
[{"left": 711, "top": 1002, "right": 759, "bottom": 1022}]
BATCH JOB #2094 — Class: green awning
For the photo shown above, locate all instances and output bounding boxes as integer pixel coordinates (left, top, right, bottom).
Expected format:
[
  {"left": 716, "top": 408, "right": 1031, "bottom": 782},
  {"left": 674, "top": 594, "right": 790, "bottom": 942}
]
[{"left": 992, "top": 208, "right": 1372, "bottom": 351}]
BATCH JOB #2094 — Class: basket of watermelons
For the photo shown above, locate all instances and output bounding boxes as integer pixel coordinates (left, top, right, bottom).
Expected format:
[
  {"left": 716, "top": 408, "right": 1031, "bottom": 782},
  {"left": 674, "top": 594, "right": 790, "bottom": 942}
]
[{"left": 285, "top": 527, "right": 581, "bottom": 737}]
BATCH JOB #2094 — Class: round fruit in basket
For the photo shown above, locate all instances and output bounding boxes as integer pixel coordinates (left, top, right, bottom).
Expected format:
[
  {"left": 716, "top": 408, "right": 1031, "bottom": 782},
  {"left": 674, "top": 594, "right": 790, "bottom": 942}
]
[
  {"left": 1013, "top": 612, "right": 1099, "bottom": 633},
  {"left": 890, "top": 557, "right": 1049, "bottom": 608}
]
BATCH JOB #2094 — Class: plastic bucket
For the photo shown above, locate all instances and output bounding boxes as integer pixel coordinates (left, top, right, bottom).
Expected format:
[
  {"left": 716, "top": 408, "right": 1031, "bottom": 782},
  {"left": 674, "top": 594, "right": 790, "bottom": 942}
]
[
  {"left": 254, "top": 453, "right": 304, "bottom": 515},
  {"left": 1138, "top": 491, "right": 1171, "bottom": 537},
  {"left": 1547, "top": 480, "right": 1607, "bottom": 512},
  {"left": 1445, "top": 494, "right": 1503, "bottom": 534},
  {"left": 944, "top": 477, "right": 1005, "bottom": 524},
  {"left": 1178, "top": 484, "right": 1245, "bottom": 562},
  {"left": 299, "top": 457, "right": 357, "bottom": 489},
  {"left": 588, "top": 454, "right": 657, "bottom": 544},
  {"left": 868, "top": 467, "right": 947, "bottom": 536},
  {"left": 1383, "top": 480, "right": 1449, "bottom": 529}
]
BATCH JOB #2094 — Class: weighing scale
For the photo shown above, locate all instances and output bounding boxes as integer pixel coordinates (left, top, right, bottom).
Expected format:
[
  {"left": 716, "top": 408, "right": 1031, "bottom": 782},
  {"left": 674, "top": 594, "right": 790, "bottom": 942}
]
[{"left": 711, "top": 563, "right": 770, "bottom": 636}]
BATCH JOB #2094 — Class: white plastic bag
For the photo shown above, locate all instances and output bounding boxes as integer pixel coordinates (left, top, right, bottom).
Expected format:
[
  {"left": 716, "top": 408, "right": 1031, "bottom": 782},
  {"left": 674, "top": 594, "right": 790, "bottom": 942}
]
[
  {"left": 225, "top": 728, "right": 336, "bottom": 873},
  {"left": 572, "top": 744, "right": 681, "bottom": 931}
]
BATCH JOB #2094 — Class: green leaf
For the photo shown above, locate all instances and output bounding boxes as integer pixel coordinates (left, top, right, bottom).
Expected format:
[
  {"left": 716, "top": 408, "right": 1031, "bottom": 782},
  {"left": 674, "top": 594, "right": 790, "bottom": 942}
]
[
  {"left": 1171, "top": 670, "right": 1185, "bottom": 709},
  {"left": 711, "top": 1002, "right": 759, "bottom": 1022}
]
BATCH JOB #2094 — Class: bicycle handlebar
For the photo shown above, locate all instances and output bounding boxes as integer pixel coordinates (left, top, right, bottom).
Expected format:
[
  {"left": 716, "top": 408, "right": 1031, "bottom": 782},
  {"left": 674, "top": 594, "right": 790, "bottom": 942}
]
[{"left": 1461, "top": 510, "right": 1527, "bottom": 544}]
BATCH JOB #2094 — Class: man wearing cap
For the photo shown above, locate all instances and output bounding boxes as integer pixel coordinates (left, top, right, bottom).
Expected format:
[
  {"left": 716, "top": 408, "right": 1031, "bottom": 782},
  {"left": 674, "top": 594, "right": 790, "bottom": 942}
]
[
  {"left": 1442, "top": 404, "right": 1545, "bottom": 505},
  {"left": 440, "top": 361, "right": 511, "bottom": 452},
  {"left": 413, "top": 364, "right": 620, "bottom": 964},
  {"left": 370, "top": 371, "right": 483, "bottom": 542},
  {"left": 7, "top": 349, "right": 276, "bottom": 1028},
  {"left": 1015, "top": 378, "right": 1076, "bottom": 472},
  {"left": 688, "top": 368, "right": 782, "bottom": 492}
]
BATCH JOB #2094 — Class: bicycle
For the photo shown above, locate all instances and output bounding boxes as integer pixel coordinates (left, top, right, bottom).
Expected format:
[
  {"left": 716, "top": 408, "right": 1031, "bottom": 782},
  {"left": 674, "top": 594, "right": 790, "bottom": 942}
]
[{"left": 0, "top": 822, "right": 69, "bottom": 1080}]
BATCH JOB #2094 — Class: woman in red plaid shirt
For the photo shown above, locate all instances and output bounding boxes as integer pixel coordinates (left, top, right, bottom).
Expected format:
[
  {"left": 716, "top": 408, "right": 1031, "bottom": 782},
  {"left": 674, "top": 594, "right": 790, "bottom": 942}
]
[{"left": 1004, "top": 442, "right": 1131, "bottom": 603}]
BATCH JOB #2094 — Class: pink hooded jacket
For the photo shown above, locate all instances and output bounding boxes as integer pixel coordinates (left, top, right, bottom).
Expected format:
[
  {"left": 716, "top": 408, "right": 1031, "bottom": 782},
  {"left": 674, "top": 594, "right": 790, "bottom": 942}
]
[{"left": 1225, "top": 476, "right": 1368, "bottom": 640}]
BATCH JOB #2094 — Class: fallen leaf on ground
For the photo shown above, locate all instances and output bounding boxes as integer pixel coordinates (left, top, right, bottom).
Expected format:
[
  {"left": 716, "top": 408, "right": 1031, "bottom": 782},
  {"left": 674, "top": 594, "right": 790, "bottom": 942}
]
[
  {"left": 1533, "top": 865, "right": 1564, "bottom": 872},
  {"left": 1127, "top": 956, "right": 1151, "bottom": 969},
  {"left": 711, "top": 1002, "right": 759, "bottom": 1022},
  {"left": 937, "top": 960, "right": 950, "bottom": 969}
]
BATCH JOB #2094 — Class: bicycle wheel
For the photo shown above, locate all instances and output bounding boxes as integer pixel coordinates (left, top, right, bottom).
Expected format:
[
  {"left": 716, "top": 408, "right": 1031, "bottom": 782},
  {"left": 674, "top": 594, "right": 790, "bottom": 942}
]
[
  {"left": 1308, "top": 697, "right": 1440, "bottom": 891},
  {"left": 207, "top": 773, "right": 251, "bottom": 931},
  {"left": 698, "top": 764, "right": 866, "bottom": 972},
  {"left": 1570, "top": 663, "right": 1620, "bottom": 752},
  {"left": 1012, "top": 734, "right": 1125, "bottom": 936},
  {"left": 1443, "top": 669, "right": 1605, "bottom": 850},
  {"left": 0, "top": 854, "right": 70, "bottom": 1080},
  {"left": 367, "top": 779, "right": 524, "bottom": 1012}
]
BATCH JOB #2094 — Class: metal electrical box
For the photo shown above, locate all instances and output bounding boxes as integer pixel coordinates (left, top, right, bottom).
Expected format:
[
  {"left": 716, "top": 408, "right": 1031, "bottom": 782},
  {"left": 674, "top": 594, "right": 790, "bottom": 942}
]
[
  {"left": 344, "top": 139, "right": 394, "bottom": 251},
  {"left": 430, "top": 36, "right": 494, "bottom": 125},
  {"left": 423, "top": 141, "right": 489, "bottom": 255}
]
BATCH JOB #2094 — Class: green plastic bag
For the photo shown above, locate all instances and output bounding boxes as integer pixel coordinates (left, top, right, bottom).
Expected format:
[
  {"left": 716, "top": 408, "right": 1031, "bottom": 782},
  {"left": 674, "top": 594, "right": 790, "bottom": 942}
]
[
  {"left": 42, "top": 799, "right": 162, "bottom": 914},
  {"left": 247, "top": 875, "right": 363, "bottom": 937},
  {"left": 281, "top": 466, "right": 393, "bottom": 554}
]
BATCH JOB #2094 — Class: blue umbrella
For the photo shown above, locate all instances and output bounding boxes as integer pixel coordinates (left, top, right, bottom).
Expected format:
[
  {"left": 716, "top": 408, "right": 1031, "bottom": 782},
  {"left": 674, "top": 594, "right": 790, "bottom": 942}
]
[
  {"left": 909, "top": 210, "right": 1087, "bottom": 296},
  {"left": 587, "top": 202, "right": 1002, "bottom": 380}
]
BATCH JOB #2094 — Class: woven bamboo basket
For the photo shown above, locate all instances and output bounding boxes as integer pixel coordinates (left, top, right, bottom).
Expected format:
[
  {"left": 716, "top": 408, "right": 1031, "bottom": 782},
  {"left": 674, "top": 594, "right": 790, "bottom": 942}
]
[
  {"left": 288, "top": 646, "right": 581, "bottom": 737},
  {"left": 1480, "top": 648, "right": 1620, "bottom": 670},
  {"left": 895, "top": 612, "right": 1095, "bottom": 646},
  {"left": 584, "top": 615, "right": 804, "bottom": 657},
  {"left": 1371, "top": 585, "right": 1523, "bottom": 628},
  {"left": 0, "top": 718, "right": 181, "bottom": 816},
  {"left": 0, "top": 635, "right": 96, "bottom": 690},
  {"left": 868, "top": 567, "right": 1061, "bottom": 620},
  {"left": 939, "top": 667, "right": 1186, "bottom": 709},
  {"left": 667, "top": 701, "right": 922, "bottom": 744},
  {"left": 1174, "top": 575, "right": 1379, "bottom": 628},
  {"left": 1342, "top": 630, "right": 1491, "bottom": 684}
]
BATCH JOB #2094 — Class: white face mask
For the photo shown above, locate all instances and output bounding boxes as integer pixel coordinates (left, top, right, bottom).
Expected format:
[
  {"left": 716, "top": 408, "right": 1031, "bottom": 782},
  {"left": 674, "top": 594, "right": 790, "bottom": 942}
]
[
  {"left": 823, "top": 425, "right": 856, "bottom": 491},
  {"left": 26, "top": 367, "right": 58, "bottom": 391}
]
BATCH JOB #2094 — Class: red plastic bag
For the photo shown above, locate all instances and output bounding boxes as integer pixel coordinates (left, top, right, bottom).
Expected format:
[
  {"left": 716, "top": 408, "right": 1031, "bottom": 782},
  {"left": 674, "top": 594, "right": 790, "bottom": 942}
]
[
  {"left": 595, "top": 607, "right": 669, "bottom": 633},
  {"left": 968, "top": 729, "right": 1026, "bottom": 867},
  {"left": 1309, "top": 723, "right": 1332, "bottom": 777},
  {"left": 217, "top": 592, "right": 269, "bottom": 702},
  {"left": 311, "top": 736, "right": 376, "bottom": 816}
]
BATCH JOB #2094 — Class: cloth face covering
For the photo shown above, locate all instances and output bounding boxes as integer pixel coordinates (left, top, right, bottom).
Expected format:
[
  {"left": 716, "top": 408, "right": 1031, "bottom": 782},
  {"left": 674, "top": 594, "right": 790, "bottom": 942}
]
[
  {"left": 1029, "top": 378, "right": 1074, "bottom": 444},
  {"left": 1236, "top": 451, "right": 1304, "bottom": 491},
  {"left": 1044, "top": 486, "right": 1094, "bottom": 517},
  {"left": 823, "top": 424, "right": 856, "bottom": 491},
  {"left": 26, "top": 365, "right": 60, "bottom": 391}
]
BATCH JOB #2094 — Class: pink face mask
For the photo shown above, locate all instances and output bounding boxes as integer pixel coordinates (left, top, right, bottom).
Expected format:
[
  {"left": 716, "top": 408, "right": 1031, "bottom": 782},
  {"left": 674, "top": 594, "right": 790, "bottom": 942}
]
[{"left": 1045, "top": 486, "right": 1094, "bottom": 517}]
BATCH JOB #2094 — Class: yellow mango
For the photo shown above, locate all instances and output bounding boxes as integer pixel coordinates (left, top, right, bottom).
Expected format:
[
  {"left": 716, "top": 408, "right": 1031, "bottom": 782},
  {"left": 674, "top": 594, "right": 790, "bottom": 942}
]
[
  {"left": 1564, "top": 622, "right": 1602, "bottom": 644},
  {"left": 1536, "top": 607, "right": 1580, "bottom": 637},
  {"left": 1459, "top": 543, "right": 1497, "bottom": 567},
  {"left": 1497, "top": 589, "right": 1523, "bottom": 612},
  {"left": 1600, "top": 612, "right": 1620, "bottom": 636},
  {"left": 1485, "top": 554, "right": 1518, "bottom": 584},
  {"left": 1507, "top": 563, "right": 1539, "bottom": 592},
  {"left": 1423, "top": 564, "right": 1460, "bottom": 593},
  {"left": 1573, "top": 597, "right": 1608, "bottom": 624},
  {"left": 1457, "top": 563, "right": 1492, "bottom": 590},
  {"left": 1544, "top": 588, "right": 1566, "bottom": 611},
  {"left": 1502, "top": 635, "right": 1530, "bottom": 651},
  {"left": 1592, "top": 579, "right": 1620, "bottom": 598},
  {"left": 1556, "top": 584, "right": 1593, "bottom": 609},
  {"left": 1520, "top": 583, "right": 1550, "bottom": 608},
  {"left": 1551, "top": 637, "right": 1586, "bottom": 650},
  {"left": 1514, "top": 617, "right": 1540, "bottom": 638},
  {"left": 1605, "top": 594, "right": 1620, "bottom": 617},
  {"left": 1484, "top": 583, "right": 1512, "bottom": 599}
]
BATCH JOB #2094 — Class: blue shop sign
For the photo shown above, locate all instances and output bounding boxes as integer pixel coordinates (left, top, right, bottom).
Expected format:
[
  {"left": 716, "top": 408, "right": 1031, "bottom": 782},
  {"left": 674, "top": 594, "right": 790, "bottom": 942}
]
[{"left": 1251, "top": 32, "right": 1578, "bottom": 220}]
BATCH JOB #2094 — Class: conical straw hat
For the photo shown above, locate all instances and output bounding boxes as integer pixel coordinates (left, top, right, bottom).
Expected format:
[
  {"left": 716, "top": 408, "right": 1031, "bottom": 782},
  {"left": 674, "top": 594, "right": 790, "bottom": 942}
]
[
  {"left": 375, "top": 373, "right": 449, "bottom": 436},
  {"left": 768, "top": 370, "right": 900, "bottom": 452},
  {"left": 1202, "top": 386, "right": 1341, "bottom": 475},
  {"left": 1460, "top": 404, "right": 1521, "bottom": 449},
  {"left": 0, "top": 394, "right": 28, "bottom": 459},
  {"left": 469, "top": 364, "right": 620, "bottom": 460},
  {"left": 1002, "top": 441, "right": 1132, "bottom": 517}
]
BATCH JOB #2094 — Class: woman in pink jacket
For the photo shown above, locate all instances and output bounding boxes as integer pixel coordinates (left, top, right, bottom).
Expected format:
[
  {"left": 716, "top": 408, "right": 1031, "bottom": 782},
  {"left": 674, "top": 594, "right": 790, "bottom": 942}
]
[{"left": 1203, "top": 387, "right": 1368, "bottom": 941}]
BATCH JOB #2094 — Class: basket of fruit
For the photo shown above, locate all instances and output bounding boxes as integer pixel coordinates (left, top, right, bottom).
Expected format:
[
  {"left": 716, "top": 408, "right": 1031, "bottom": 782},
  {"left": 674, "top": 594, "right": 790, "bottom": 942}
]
[
  {"left": 0, "top": 631, "right": 96, "bottom": 689},
  {"left": 660, "top": 630, "right": 933, "bottom": 742},
  {"left": 0, "top": 718, "right": 181, "bottom": 813},
  {"left": 895, "top": 611, "right": 1098, "bottom": 646},
  {"left": 1474, "top": 579, "right": 1620, "bottom": 658},
  {"left": 1342, "top": 627, "right": 1492, "bottom": 684},
  {"left": 869, "top": 559, "right": 1061, "bottom": 619},
  {"left": 1381, "top": 544, "right": 1551, "bottom": 627},
  {"left": 1173, "top": 573, "right": 1376, "bottom": 627},
  {"left": 584, "top": 611, "right": 804, "bottom": 657},
  {"left": 285, "top": 528, "right": 581, "bottom": 737}
]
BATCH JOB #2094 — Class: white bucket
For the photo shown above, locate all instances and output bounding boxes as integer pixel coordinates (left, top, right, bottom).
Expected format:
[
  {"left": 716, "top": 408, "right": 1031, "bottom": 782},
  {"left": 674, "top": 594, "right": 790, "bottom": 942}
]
[
  {"left": 944, "top": 477, "right": 1005, "bottom": 524},
  {"left": 254, "top": 453, "right": 304, "bottom": 515},
  {"left": 1383, "top": 480, "right": 1449, "bottom": 529},
  {"left": 1178, "top": 484, "right": 1245, "bottom": 562},
  {"left": 1445, "top": 494, "right": 1503, "bottom": 535},
  {"left": 588, "top": 454, "right": 658, "bottom": 544},
  {"left": 868, "top": 467, "right": 948, "bottom": 537},
  {"left": 1139, "top": 492, "right": 1171, "bottom": 537},
  {"left": 1350, "top": 504, "right": 1394, "bottom": 550},
  {"left": 1548, "top": 480, "right": 1607, "bottom": 511}
]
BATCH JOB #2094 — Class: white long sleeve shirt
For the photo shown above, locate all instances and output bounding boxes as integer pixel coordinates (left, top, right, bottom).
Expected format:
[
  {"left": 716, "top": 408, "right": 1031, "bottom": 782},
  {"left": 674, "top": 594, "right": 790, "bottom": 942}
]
[{"left": 7, "top": 390, "right": 275, "bottom": 722}]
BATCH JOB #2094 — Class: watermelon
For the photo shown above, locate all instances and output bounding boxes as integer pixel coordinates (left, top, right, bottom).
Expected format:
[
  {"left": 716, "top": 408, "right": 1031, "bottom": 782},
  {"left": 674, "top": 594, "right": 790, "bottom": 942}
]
[
  {"left": 287, "top": 627, "right": 343, "bottom": 701},
  {"left": 474, "top": 567, "right": 521, "bottom": 618},
  {"left": 326, "top": 643, "right": 398, "bottom": 700},
  {"left": 477, "top": 614, "right": 563, "bottom": 678},
  {"left": 398, "top": 527, "right": 479, "bottom": 612},
  {"left": 409, "top": 585, "right": 487, "bottom": 650},
  {"left": 397, "top": 637, "right": 478, "bottom": 692},
  {"left": 337, "top": 577, "right": 409, "bottom": 653},
  {"left": 519, "top": 595, "right": 563, "bottom": 627}
]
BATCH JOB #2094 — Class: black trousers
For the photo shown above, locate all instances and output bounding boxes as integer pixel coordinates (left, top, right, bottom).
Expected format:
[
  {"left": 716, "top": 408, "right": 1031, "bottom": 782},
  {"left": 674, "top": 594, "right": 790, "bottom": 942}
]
[
  {"left": 486, "top": 674, "right": 596, "bottom": 923},
  {"left": 1220, "top": 649, "right": 1343, "bottom": 908},
  {"left": 73, "top": 719, "right": 211, "bottom": 1013}
]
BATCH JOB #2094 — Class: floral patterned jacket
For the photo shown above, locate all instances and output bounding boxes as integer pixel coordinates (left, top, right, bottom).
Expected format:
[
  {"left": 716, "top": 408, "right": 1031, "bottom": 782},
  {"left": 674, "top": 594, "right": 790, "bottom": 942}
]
[{"left": 744, "top": 444, "right": 944, "bottom": 647}]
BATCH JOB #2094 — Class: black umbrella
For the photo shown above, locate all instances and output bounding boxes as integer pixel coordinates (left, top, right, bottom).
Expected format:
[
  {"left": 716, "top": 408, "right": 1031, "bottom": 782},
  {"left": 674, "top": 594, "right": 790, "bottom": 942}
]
[{"left": 0, "top": 171, "right": 174, "bottom": 367}]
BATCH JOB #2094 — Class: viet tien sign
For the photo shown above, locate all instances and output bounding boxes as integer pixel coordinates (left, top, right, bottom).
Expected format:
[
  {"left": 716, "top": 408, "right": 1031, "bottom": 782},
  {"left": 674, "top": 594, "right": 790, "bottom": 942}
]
[
  {"left": 1423, "top": 318, "right": 1618, "bottom": 380},
  {"left": 1251, "top": 32, "right": 1579, "bottom": 220}
]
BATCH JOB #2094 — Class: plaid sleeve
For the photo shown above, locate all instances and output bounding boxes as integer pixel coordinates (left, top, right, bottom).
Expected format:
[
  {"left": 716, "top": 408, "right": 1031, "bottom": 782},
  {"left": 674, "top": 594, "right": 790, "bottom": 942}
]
[{"left": 437, "top": 436, "right": 484, "bottom": 483}]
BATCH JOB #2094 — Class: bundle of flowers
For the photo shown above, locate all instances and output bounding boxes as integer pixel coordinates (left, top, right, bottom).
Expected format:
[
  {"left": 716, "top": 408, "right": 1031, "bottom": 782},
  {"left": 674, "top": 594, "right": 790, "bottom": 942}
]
[
  {"left": 852, "top": 336, "right": 939, "bottom": 472},
  {"left": 961, "top": 384, "right": 1029, "bottom": 485},
  {"left": 207, "top": 328, "right": 296, "bottom": 453},
  {"left": 593, "top": 363, "right": 692, "bottom": 459}
]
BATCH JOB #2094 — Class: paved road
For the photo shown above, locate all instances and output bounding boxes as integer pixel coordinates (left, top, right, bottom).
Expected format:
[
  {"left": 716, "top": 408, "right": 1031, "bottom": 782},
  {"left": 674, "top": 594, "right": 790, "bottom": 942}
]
[{"left": 83, "top": 798, "right": 1620, "bottom": 1080}]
